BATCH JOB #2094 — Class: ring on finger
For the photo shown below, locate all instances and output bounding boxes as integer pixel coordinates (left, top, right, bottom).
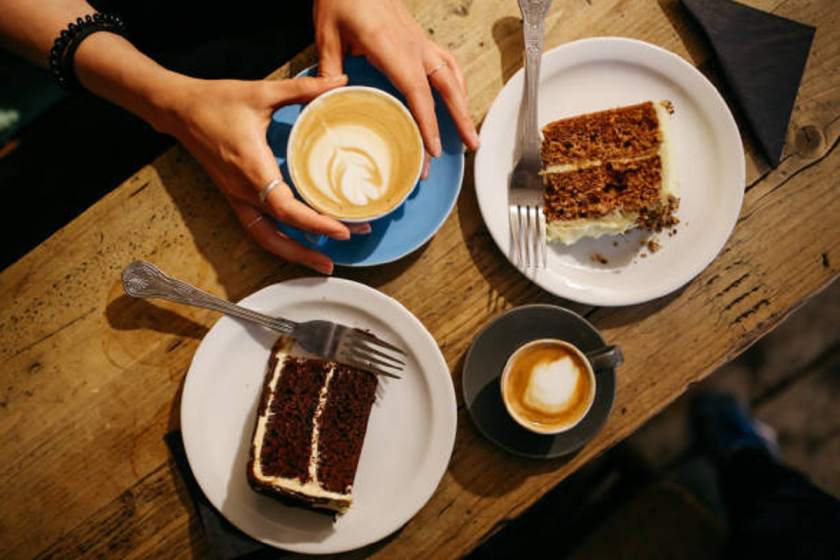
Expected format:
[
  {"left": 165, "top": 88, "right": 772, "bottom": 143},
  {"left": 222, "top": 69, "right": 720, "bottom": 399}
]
[
  {"left": 426, "top": 62, "right": 447, "bottom": 77},
  {"left": 258, "top": 178, "right": 282, "bottom": 206},
  {"left": 245, "top": 214, "right": 264, "bottom": 230}
]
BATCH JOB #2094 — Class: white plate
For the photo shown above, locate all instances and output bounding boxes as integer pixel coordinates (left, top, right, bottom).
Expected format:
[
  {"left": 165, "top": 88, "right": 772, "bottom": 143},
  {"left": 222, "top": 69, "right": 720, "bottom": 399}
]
[
  {"left": 475, "top": 37, "right": 745, "bottom": 306},
  {"left": 181, "top": 278, "right": 457, "bottom": 554}
]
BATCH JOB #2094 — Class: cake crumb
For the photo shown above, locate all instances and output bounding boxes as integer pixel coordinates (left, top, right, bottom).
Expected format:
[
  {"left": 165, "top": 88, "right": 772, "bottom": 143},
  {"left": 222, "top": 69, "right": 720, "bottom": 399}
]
[
  {"left": 591, "top": 253, "right": 609, "bottom": 265},
  {"left": 661, "top": 100, "right": 675, "bottom": 115},
  {"left": 647, "top": 239, "right": 662, "bottom": 253},
  {"left": 637, "top": 194, "right": 680, "bottom": 232}
]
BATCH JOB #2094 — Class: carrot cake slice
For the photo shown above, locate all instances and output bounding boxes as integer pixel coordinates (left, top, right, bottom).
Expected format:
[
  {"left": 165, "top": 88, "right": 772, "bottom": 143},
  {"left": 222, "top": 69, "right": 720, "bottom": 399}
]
[{"left": 541, "top": 101, "right": 679, "bottom": 244}]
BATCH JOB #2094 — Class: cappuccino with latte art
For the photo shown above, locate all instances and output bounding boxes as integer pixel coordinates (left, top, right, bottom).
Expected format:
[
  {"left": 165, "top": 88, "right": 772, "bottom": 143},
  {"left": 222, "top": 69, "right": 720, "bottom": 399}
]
[
  {"left": 501, "top": 339, "right": 596, "bottom": 434},
  {"left": 288, "top": 87, "right": 424, "bottom": 222}
]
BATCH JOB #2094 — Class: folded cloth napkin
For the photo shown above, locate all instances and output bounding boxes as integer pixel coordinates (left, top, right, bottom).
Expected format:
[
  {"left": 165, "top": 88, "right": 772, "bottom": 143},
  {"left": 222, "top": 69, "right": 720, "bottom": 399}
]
[
  {"left": 164, "top": 432, "right": 281, "bottom": 560},
  {"left": 682, "top": 0, "right": 816, "bottom": 166}
]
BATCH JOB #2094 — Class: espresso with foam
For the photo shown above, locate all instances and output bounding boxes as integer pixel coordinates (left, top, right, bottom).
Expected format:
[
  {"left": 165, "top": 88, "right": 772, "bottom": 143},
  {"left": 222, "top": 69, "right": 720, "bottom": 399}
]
[
  {"left": 502, "top": 341, "right": 595, "bottom": 433},
  {"left": 288, "top": 88, "right": 423, "bottom": 221}
]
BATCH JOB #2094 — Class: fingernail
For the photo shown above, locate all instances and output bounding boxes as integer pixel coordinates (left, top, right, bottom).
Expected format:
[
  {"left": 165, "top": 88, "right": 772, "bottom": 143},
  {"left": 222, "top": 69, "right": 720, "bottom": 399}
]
[
  {"left": 421, "top": 157, "right": 431, "bottom": 179},
  {"left": 357, "top": 223, "right": 372, "bottom": 235},
  {"left": 470, "top": 129, "right": 480, "bottom": 150},
  {"left": 433, "top": 137, "right": 442, "bottom": 157},
  {"left": 334, "top": 228, "right": 351, "bottom": 241},
  {"left": 314, "top": 261, "right": 334, "bottom": 275},
  {"left": 328, "top": 74, "right": 347, "bottom": 83}
]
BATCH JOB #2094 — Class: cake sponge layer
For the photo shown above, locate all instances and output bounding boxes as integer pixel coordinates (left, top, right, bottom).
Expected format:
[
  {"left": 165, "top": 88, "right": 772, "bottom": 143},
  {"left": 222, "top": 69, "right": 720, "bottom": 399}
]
[
  {"left": 316, "top": 364, "right": 378, "bottom": 494},
  {"left": 541, "top": 101, "right": 661, "bottom": 166},
  {"left": 257, "top": 355, "right": 329, "bottom": 481},
  {"left": 543, "top": 156, "right": 664, "bottom": 221}
]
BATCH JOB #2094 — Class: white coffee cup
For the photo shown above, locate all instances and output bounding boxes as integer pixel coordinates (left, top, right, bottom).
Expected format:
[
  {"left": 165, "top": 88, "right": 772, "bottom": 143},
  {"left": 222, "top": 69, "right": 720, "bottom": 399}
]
[{"left": 500, "top": 339, "right": 614, "bottom": 435}]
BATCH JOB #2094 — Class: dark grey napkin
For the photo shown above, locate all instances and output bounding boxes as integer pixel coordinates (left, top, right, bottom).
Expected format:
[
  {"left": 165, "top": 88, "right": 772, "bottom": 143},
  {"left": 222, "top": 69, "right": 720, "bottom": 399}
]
[
  {"left": 164, "top": 432, "right": 282, "bottom": 560},
  {"left": 681, "top": 0, "right": 815, "bottom": 166}
]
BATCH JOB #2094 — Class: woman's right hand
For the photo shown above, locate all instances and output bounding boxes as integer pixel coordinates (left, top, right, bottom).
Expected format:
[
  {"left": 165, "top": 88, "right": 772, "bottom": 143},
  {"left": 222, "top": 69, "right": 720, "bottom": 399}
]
[{"left": 155, "top": 73, "right": 362, "bottom": 275}]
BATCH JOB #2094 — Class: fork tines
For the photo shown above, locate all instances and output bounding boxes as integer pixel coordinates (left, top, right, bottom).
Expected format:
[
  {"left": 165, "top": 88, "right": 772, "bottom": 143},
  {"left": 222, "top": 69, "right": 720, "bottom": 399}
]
[
  {"left": 351, "top": 328, "right": 406, "bottom": 355},
  {"left": 338, "top": 329, "right": 405, "bottom": 379},
  {"left": 509, "top": 204, "right": 547, "bottom": 269}
]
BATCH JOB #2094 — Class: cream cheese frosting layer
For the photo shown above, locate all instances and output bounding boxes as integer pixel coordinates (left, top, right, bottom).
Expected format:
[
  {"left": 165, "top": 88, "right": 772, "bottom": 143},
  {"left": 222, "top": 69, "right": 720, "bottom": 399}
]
[{"left": 546, "top": 210, "right": 639, "bottom": 245}]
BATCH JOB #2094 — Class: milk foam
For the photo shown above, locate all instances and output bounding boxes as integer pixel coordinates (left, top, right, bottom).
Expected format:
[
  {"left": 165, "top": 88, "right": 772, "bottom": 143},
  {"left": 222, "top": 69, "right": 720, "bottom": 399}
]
[
  {"left": 523, "top": 356, "right": 582, "bottom": 413},
  {"left": 306, "top": 122, "right": 392, "bottom": 207}
]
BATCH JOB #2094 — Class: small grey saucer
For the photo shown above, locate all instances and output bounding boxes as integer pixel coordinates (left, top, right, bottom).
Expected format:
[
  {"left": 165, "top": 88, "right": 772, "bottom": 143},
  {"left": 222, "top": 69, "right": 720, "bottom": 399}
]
[{"left": 462, "top": 304, "right": 616, "bottom": 459}]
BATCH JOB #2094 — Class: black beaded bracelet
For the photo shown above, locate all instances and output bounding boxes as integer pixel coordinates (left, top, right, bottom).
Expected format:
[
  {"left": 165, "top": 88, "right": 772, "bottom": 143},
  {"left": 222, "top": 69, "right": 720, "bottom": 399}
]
[{"left": 49, "top": 12, "right": 127, "bottom": 91}]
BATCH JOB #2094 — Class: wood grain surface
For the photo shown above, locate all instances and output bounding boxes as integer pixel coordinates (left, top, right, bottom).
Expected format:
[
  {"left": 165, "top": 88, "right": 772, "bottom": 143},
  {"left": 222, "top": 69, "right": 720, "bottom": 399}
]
[{"left": 1, "top": 0, "right": 837, "bottom": 558}]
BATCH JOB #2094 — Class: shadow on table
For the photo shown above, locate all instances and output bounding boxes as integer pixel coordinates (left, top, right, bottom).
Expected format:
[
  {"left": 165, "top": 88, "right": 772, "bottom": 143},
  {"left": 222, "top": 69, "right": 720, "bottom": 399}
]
[
  {"left": 151, "top": 149, "right": 311, "bottom": 300},
  {"left": 338, "top": 240, "right": 431, "bottom": 289},
  {"left": 449, "top": 416, "right": 572, "bottom": 498},
  {"left": 105, "top": 294, "right": 208, "bottom": 339},
  {"left": 656, "top": 0, "right": 709, "bottom": 65},
  {"left": 455, "top": 152, "right": 591, "bottom": 318},
  {"left": 492, "top": 16, "right": 524, "bottom": 85},
  {"left": 587, "top": 285, "right": 687, "bottom": 331}
]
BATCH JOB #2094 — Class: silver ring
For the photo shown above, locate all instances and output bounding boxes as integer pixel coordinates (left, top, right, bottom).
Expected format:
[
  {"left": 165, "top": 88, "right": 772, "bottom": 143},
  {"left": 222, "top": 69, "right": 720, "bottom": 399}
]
[
  {"left": 245, "top": 214, "right": 264, "bottom": 230},
  {"left": 258, "top": 178, "right": 282, "bottom": 206},
  {"left": 427, "top": 62, "right": 446, "bottom": 77}
]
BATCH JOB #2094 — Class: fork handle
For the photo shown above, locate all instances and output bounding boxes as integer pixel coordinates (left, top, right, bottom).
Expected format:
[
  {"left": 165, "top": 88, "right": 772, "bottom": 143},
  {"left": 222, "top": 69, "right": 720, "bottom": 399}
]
[
  {"left": 121, "top": 260, "right": 295, "bottom": 335},
  {"left": 518, "top": 0, "right": 552, "bottom": 161}
]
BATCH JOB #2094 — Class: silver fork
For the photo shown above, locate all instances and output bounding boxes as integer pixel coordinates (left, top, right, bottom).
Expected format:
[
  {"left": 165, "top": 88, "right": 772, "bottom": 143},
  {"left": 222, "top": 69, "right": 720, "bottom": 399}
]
[
  {"left": 510, "top": 0, "right": 551, "bottom": 269},
  {"left": 121, "top": 260, "right": 404, "bottom": 379}
]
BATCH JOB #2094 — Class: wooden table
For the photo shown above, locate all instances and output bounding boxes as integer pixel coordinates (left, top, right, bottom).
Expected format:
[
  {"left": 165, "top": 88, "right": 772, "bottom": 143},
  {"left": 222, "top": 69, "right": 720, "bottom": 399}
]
[{"left": 1, "top": 0, "right": 837, "bottom": 558}]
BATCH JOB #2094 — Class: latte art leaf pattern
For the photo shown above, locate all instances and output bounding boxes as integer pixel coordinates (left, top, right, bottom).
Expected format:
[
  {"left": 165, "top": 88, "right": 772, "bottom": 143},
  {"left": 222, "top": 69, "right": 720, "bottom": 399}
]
[
  {"left": 326, "top": 146, "right": 385, "bottom": 206},
  {"left": 306, "top": 122, "right": 395, "bottom": 212},
  {"left": 289, "top": 88, "right": 423, "bottom": 220}
]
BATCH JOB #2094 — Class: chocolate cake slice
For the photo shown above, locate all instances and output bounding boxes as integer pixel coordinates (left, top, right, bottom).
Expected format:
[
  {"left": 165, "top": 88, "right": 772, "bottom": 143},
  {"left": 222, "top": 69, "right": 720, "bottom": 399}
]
[
  {"left": 247, "top": 337, "right": 378, "bottom": 514},
  {"left": 540, "top": 101, "right": 679, "bottom": 244}
]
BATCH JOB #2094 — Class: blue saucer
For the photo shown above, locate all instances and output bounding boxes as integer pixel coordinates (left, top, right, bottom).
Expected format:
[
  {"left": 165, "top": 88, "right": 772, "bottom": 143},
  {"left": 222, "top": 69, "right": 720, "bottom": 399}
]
[{"left": 267, "top": 57, "right": 465, "bottom": 267}]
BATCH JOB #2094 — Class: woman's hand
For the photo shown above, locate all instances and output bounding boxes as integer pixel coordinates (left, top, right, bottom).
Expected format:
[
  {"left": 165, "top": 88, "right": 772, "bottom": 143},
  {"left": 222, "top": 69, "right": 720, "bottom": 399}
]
[
  {"left": 314, "top": 0, "right": 479, "bottom": 169},
  {"left": 158, "top": 74, "right": 363, "bottom": 275},
  {"left": 0, "top": 5, "right": 361, "bottom": 275}
]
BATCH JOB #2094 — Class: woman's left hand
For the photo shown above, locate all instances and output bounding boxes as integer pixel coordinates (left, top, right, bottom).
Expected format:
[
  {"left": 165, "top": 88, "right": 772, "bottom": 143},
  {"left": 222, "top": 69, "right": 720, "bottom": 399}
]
[{"left": 314, "top": 0, "right": 480, "bottom": 171}]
